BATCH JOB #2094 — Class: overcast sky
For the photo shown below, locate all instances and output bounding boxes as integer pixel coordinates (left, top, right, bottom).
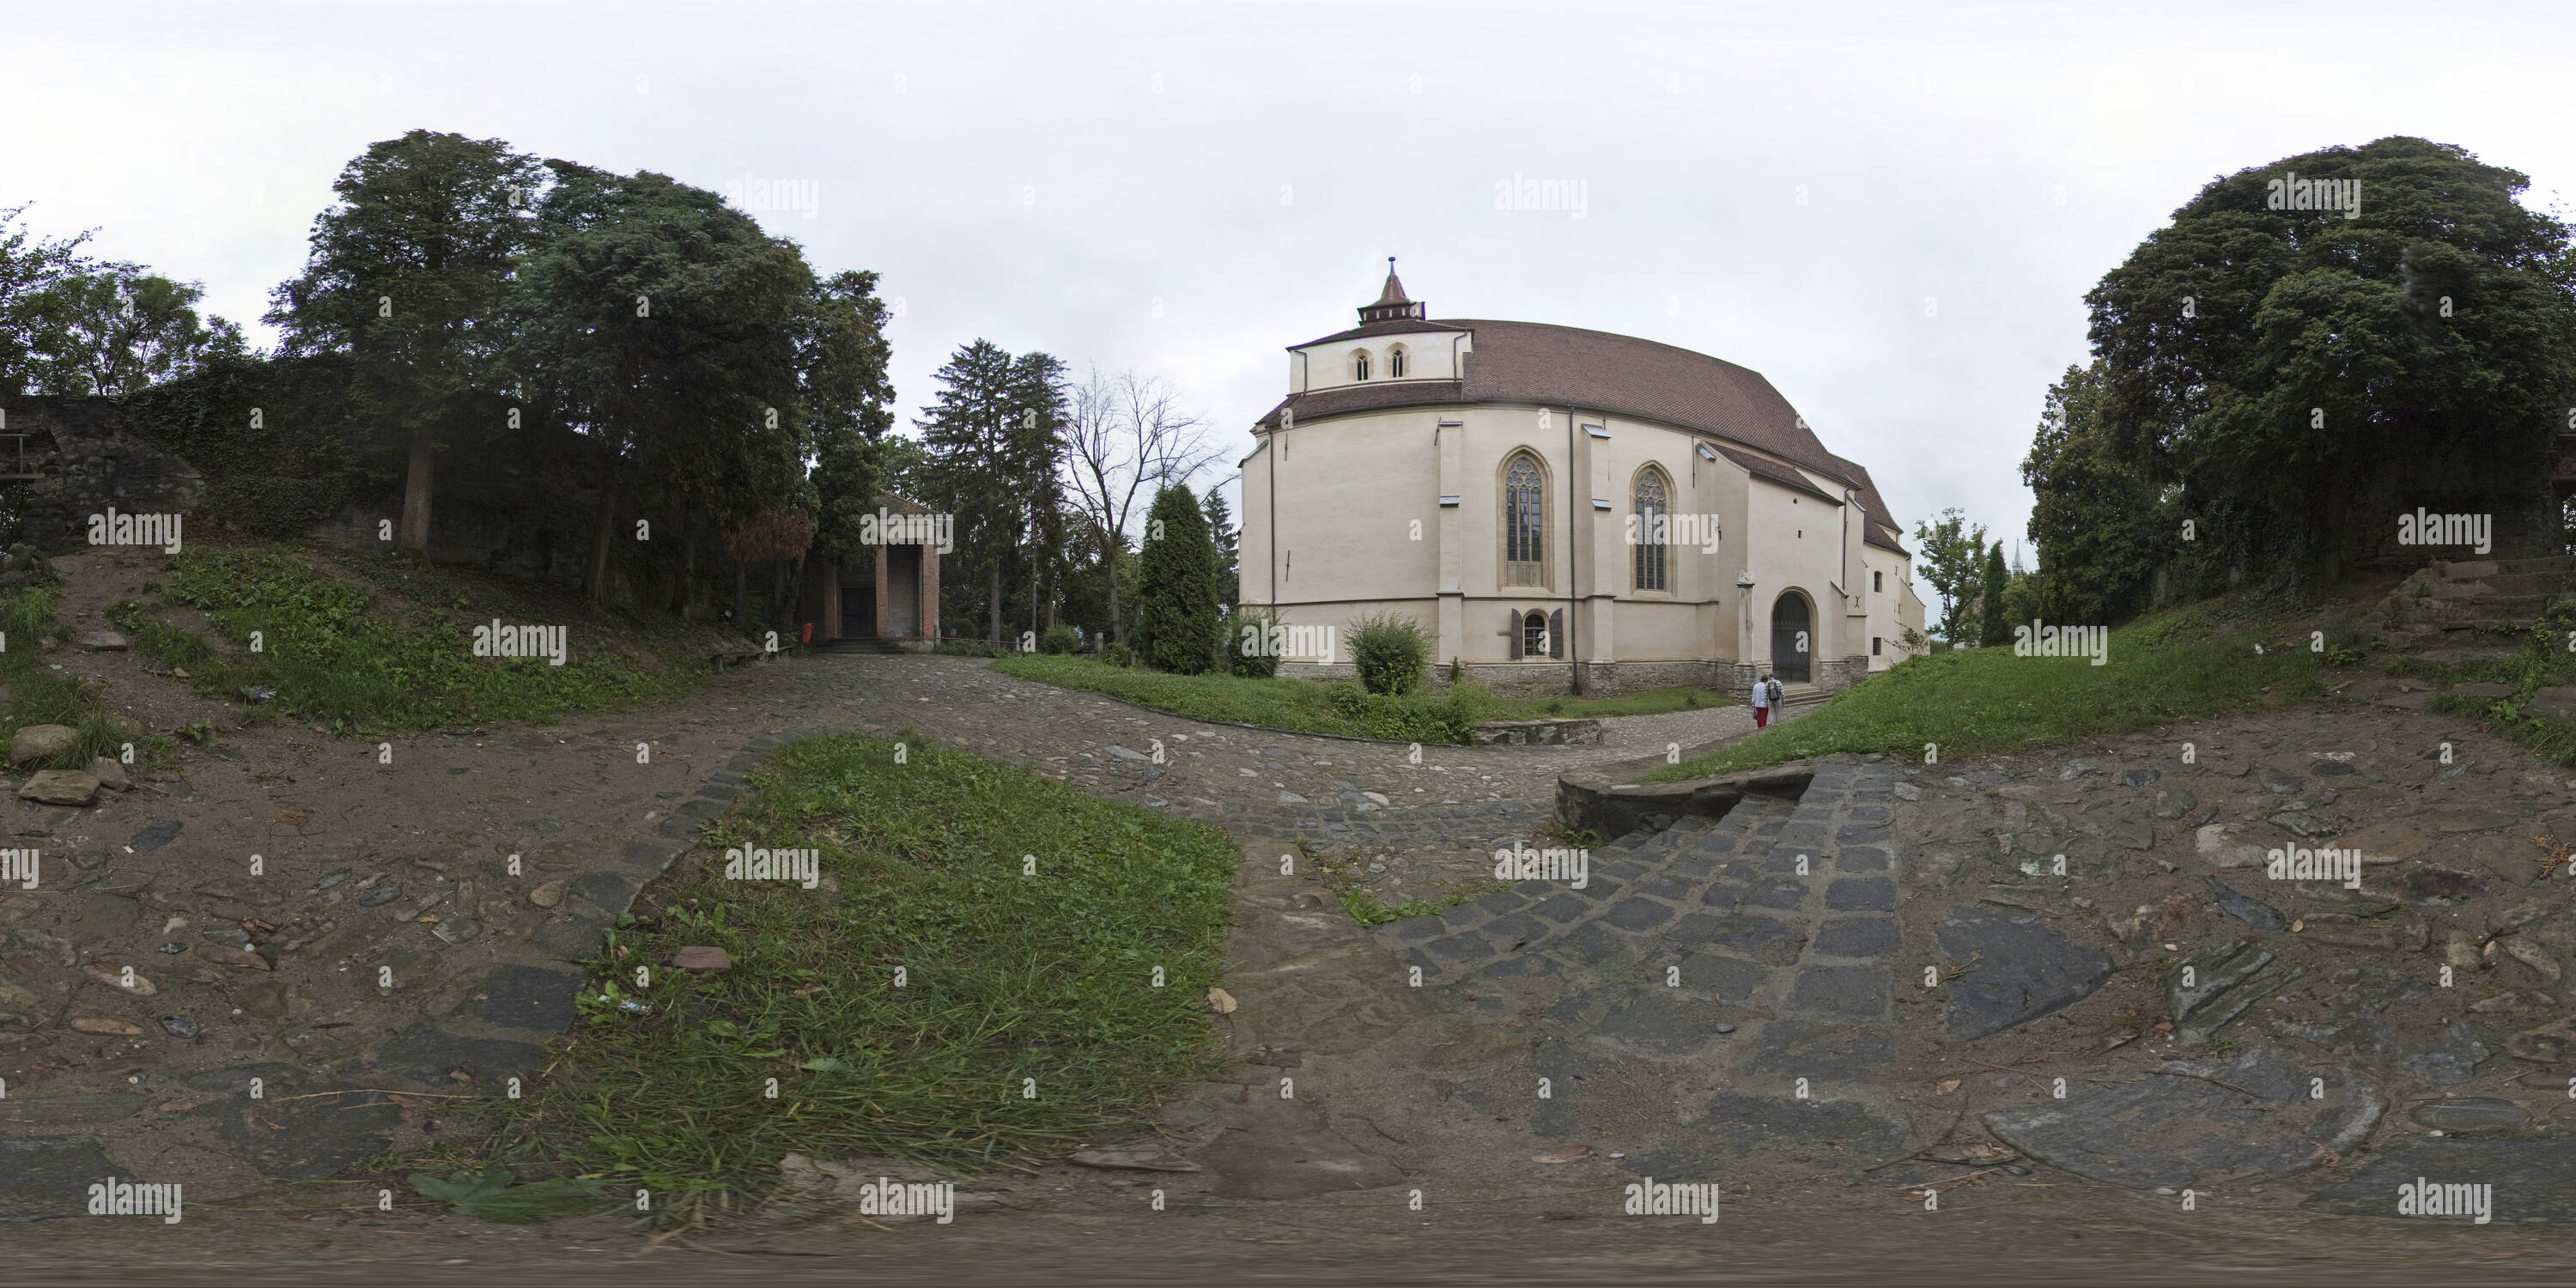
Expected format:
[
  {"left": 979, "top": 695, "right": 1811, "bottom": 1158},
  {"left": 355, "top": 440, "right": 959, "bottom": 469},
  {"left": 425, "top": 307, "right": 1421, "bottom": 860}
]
[{"left": 9, "top": 0, "right": 2573, "bottom": 597}]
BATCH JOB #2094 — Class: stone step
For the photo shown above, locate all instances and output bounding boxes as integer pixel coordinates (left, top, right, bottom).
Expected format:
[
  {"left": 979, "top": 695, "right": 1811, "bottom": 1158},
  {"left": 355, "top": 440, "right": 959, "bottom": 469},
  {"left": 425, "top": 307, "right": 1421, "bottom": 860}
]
[
  {"left": 2442, "top": 556, "right": 2576, "bottom": 578},
  {"left": 2476, "top": 572, "right": 2574, "bottom": 596}
]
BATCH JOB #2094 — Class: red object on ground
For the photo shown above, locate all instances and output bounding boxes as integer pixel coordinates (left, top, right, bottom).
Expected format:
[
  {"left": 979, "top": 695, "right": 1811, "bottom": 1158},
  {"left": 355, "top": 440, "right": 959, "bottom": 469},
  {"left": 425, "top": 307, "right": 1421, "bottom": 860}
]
[{"left": 800, "top": 622, "right": 814, "bottom": 644}]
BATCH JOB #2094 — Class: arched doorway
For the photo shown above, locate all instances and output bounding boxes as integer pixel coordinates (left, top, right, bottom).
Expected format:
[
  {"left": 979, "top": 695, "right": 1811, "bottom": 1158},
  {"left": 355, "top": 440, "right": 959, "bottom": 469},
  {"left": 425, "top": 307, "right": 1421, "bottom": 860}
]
[{"left": 1771, "top": 592, "right": 1811, "bottom": 683}]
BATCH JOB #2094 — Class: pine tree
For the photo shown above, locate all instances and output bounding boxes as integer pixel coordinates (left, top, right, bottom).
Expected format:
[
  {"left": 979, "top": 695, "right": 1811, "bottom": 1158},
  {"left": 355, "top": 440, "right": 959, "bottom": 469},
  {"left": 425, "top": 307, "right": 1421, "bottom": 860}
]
[
  {"left": 914, "top": 341, "right": 1066, "bottom": 642},
  {"left": 1132, "top": 483, "right": 1220, "bottom": 673},
  {"left": 1204, "top": 484, "right": 1239, "bottom": 613},
  {"left": 1978, "top": 541, "right": 2009, "bottom": 647}
]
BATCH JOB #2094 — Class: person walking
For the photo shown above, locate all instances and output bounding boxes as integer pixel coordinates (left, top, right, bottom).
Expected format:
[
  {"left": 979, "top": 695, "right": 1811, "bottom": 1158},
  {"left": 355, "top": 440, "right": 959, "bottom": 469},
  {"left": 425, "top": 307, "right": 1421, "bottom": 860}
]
[{"left": 1751, "top": 671, "right": 1775, "bottom": 728}]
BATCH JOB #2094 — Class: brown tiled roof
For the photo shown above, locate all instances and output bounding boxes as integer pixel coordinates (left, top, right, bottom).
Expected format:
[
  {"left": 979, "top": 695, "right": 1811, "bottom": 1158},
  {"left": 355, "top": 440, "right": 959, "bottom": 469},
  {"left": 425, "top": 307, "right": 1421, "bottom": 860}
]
[
  {"left": 1257, "top": 319, "right": 1889, "bottom": 516},
  {"left": 1708, "top": 443, "right": 1843, "bottom": 506},
  {"left": 1823, "top": 452, "right": 1911, "bottom": 556},
  {"left": 1291, "top": 319, "right": 1472, "bottom": 348}
]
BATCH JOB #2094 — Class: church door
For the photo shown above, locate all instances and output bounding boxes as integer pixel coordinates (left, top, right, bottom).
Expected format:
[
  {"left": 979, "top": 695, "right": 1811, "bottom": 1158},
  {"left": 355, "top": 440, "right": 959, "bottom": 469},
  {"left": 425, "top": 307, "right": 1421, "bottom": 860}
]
[
  {"left": 1771, "top": 592, "right": 1810, "bottom": 683},
  {"left": 845, "top": 581, "right": 877, "bottom": 637}
]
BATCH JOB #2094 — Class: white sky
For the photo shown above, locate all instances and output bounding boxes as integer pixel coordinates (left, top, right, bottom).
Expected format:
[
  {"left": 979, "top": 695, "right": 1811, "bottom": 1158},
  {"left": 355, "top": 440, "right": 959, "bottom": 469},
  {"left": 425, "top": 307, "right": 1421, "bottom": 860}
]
[{"left": 7, "top": 0, "right": 2573, "bottom": 605}]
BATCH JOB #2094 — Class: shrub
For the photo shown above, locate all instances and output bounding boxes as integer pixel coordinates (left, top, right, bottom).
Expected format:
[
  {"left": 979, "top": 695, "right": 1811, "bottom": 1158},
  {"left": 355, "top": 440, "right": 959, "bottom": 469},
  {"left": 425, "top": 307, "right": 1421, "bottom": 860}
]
[
  {"left": 1103, "top": 641, "right": 1133, "bottom": 668},
  {"left": 1039, "top": 623, "right": 1079, "bottom": 655},
  {"left": 1325, "top": 683, "right": 1368, "bottom": 716},
  {"left": 1131, "top": 485, "right": 1222, "bottom": 674},
  {"left": 1346, "top": 612, "right": 1429, "bottom": 696},
  {"left": 1224, "top": 607, "right": 1283, "bottom": 679}
]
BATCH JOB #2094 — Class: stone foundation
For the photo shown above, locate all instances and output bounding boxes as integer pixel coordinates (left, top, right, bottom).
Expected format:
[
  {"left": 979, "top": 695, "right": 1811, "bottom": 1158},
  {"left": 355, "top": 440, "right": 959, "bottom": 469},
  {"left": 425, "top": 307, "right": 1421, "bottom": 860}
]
[
  {"left": 1473, "top": 719, "right": 1604, "bottom": 747},
  {"left": 1274, "top": 657, "right": 1868, "bottom": 700}
]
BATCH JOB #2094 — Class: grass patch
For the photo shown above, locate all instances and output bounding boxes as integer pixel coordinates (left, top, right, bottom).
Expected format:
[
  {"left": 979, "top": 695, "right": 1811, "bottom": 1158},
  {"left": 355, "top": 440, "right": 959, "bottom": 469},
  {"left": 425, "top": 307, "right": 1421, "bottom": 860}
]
[
  {"left": 1652, "top": 599, "right": 2328, "bottom": 781},
  {"left": 992, "top": 653, "right": 1484, "bottom": 743},
  {"left": 106, "top": 545, "right": 711, "bottom": 733},
  {"left": 465, "top": 732, "right": 1237, "bottom": 1224},
  {"left": 0, "top": 584, "right": 173, "bottom": 771},
  {"left": 1335, "top": 882, "right": 1504, "bottom": 927},
  {"left": 989, "top": 656, "right": 1727, "bottom": 743},
  {"left": 1478, "top": 686, "right": 1734, "bottom": 720}
]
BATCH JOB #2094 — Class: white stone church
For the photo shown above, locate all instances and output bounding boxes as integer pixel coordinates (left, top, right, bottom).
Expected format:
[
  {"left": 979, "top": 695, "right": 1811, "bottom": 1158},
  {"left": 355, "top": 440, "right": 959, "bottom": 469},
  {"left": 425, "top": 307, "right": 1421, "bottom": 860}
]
[{"left": 1239, "top": 267, "right": 1924, "bottom": 698}]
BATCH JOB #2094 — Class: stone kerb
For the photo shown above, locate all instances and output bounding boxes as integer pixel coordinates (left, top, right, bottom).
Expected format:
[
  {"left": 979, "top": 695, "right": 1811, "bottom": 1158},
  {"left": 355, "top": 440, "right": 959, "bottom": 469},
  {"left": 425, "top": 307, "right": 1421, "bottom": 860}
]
[{"left": 1557, "top": 747, "right": 1815, "bottom": 838}]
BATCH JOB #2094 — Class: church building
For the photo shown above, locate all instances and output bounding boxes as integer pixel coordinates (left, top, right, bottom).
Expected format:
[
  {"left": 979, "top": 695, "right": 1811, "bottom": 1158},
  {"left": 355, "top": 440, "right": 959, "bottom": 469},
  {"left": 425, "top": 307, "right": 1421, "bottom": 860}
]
[{"left": 1239, "top": 266, "right": 1923, "bottom": 698}]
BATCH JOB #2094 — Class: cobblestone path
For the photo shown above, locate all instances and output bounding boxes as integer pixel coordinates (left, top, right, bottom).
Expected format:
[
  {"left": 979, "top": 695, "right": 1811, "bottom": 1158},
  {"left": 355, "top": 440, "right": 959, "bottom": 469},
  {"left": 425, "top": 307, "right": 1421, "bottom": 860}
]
[{"left": 1388, "top": 754, "right": 1922, "bottom": 1174}]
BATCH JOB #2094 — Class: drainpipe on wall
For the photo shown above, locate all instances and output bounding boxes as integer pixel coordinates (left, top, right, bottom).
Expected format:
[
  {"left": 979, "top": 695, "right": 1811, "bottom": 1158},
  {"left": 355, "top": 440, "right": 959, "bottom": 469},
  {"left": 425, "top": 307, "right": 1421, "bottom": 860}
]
[
  {"left": 1565, "top": 406, "right": 1581, "bottom": 696},
  {"left": 1267, "top": 422, "right": 1279, "bottom": 611}
]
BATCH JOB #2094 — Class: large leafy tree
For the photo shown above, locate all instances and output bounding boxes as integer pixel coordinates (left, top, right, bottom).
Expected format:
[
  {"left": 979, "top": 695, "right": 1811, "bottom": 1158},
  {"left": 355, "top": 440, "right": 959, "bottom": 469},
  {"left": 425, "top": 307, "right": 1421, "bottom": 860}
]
[
  {"left": 2022, "top": 360, "right": 2167, "bottom": 623},
  {"left": 508, "top": 161, "right": 813, "bottom": 604},
  {"left": 33, "top": 266, "right": 244, "bottom": 397},
  {"left": 1910, "top": 507, "right": 1987, "bottom": 645},
  {"left": 2085, "top": 136, "right": 2576, "bottom": 586},
  {"left": 1132, "top": 483, "right": 1220, "bottom": 673},
  {"left": 269, "top": 131, "right": 544, "bottom": 553},
  {"left": 0, "top": 204, "right": 94, "bottom": 393}
]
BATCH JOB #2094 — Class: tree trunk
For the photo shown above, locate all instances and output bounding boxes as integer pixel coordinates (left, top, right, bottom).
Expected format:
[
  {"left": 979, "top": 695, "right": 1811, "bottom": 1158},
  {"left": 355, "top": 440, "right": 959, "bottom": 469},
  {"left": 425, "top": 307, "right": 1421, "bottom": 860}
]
[
  {"left": 1103, "top": 538, "right": 1122, "bottom": 646},
  {"left": 586, "top": 466, "right": 619, "bottom": 605},
  {"left": 988, "top": 557, "right": 1003, "bottom": 646},
  {"left": 676, "top": 519, "right": 698, "bottom": 615},
  {"left": 399, "top": 427, "right": 434, "bottom": 554}
]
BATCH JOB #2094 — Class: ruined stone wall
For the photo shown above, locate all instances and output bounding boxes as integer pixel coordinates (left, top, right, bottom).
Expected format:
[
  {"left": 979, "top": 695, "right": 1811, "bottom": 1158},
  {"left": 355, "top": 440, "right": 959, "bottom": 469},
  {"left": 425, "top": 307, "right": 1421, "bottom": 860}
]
[{"left": 0, "top": 397, "right": 206, "bottom": 554}]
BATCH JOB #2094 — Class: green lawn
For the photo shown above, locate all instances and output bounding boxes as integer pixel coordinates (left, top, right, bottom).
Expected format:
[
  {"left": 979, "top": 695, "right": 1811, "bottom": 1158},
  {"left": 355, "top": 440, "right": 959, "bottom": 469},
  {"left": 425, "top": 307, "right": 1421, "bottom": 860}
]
[
  {"left": 1650, "top": 605, "right": 2330, "bottom": 781},
  {"left": 988, "top": 653, "right": 1732, "bottom": 744},
  {"left": 443, "top": 731, "right": 1239, "bottom": 1224},
  {"left": 106, "top": 545, "right": 712, "bottom": 733}
]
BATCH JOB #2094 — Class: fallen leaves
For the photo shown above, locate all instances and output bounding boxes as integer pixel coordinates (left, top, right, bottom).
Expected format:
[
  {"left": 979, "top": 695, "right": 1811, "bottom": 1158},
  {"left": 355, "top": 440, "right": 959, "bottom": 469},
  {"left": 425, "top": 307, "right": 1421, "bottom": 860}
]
[{"left": 1204, "top": 987, "right": 1237, "bottom": 1015}]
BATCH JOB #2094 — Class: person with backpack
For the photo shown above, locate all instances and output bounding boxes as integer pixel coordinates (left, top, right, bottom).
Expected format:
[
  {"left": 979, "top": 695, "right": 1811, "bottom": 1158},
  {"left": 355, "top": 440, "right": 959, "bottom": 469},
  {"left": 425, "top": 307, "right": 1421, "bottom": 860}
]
[{"left": 1752, "top": 671, "right": 1780, "bottom": 728}]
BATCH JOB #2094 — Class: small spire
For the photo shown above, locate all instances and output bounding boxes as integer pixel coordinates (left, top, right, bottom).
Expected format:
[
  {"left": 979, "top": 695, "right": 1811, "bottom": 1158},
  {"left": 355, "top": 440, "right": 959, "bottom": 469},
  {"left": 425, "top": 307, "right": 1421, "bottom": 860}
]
[
  {"left": 1359, "top": 258, "right": 1420, "bottom": 323},
  {"left": 1376, "top": 257, "right": 1407, "bottom": 304}
]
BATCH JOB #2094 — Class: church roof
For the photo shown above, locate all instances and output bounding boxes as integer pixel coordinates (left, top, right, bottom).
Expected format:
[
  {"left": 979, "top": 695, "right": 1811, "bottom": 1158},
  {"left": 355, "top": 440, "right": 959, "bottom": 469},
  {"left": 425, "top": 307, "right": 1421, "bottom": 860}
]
[
  {"left": 1259, "top": 318, "right": 1905, "bottom": 538},
  {"left": 1823, "top": 452, "right": 1911, "bottom": 556},
  {"left": 1291, "top": 317, "right": 1470, "bottom": 347},
  {"left": 1707, "top": 442, "right": 1844, "bottom": 507}
]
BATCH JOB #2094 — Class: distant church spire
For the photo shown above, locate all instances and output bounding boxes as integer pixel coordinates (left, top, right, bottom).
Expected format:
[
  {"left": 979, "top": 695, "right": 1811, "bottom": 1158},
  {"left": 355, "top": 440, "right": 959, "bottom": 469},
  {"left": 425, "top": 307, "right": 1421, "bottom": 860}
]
[{"left": 1358, "top": 258, "right": 1424, "bottom": 324}]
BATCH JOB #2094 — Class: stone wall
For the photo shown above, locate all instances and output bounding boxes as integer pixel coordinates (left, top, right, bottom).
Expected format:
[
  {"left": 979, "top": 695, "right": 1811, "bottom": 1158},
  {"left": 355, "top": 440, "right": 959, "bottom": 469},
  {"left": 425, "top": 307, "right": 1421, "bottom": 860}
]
[
  {"left": 1284, "top": 658, "right": 1742, "bottom": 698},
  {"left": 0, "top": 397, "right": 206, "bottom": 554}
]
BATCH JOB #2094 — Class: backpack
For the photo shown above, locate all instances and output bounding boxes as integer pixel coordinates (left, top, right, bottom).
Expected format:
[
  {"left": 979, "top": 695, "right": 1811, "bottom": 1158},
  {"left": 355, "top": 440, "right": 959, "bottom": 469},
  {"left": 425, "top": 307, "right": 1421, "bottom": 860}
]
[{"left": 1766, "top": 678, "right": 1783, "bottom": 708}]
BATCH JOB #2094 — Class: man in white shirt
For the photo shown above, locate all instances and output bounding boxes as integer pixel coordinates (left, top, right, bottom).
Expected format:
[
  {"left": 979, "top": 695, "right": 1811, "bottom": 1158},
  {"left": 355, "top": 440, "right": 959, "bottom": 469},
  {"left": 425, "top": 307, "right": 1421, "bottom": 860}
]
[{"left": 1752, "top": 671, "right": 1774, "bottom": 728}]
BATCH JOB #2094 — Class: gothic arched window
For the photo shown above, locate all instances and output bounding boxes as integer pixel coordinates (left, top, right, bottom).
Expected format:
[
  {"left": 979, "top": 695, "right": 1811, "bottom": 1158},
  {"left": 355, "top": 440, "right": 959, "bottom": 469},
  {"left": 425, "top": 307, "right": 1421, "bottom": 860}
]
[
  {"left": 1388, "top": 345, "right": 1407, "bottom": 378},
  {"left": 1633, "top": 466, "right": 1669, "bottom": 592},
  {"left": 1504, "top": 452, "right": 1545, "bottom": 586},
  {"left": 1352, "top": 349, "right": 1371, "bottom": 381}
]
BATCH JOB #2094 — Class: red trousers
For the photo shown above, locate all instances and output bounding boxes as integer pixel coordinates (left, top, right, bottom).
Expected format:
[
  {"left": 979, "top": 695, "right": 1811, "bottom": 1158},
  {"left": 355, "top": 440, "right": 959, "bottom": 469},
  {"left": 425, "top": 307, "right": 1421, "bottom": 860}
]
[{"left": 1754, "top": 706, "right": 1770, "bottom": 728}]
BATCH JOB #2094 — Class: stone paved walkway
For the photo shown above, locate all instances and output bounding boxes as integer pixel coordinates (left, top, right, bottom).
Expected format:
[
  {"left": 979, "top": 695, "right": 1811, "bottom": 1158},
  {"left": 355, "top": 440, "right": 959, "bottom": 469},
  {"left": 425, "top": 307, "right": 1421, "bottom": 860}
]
[{"left": 1394, "top": 754, "right": 1922, "bottom": 1175}]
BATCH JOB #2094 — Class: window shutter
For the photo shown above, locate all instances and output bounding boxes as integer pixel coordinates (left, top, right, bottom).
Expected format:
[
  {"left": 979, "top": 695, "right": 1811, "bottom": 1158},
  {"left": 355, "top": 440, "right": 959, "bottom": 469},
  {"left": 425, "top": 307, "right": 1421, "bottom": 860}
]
[
  {"left": 1508, "top": 607, "right": 1522, "bottom": 656},
  {"left": 1549, "top": 609, "right": 1565, "bottom": 659}
]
